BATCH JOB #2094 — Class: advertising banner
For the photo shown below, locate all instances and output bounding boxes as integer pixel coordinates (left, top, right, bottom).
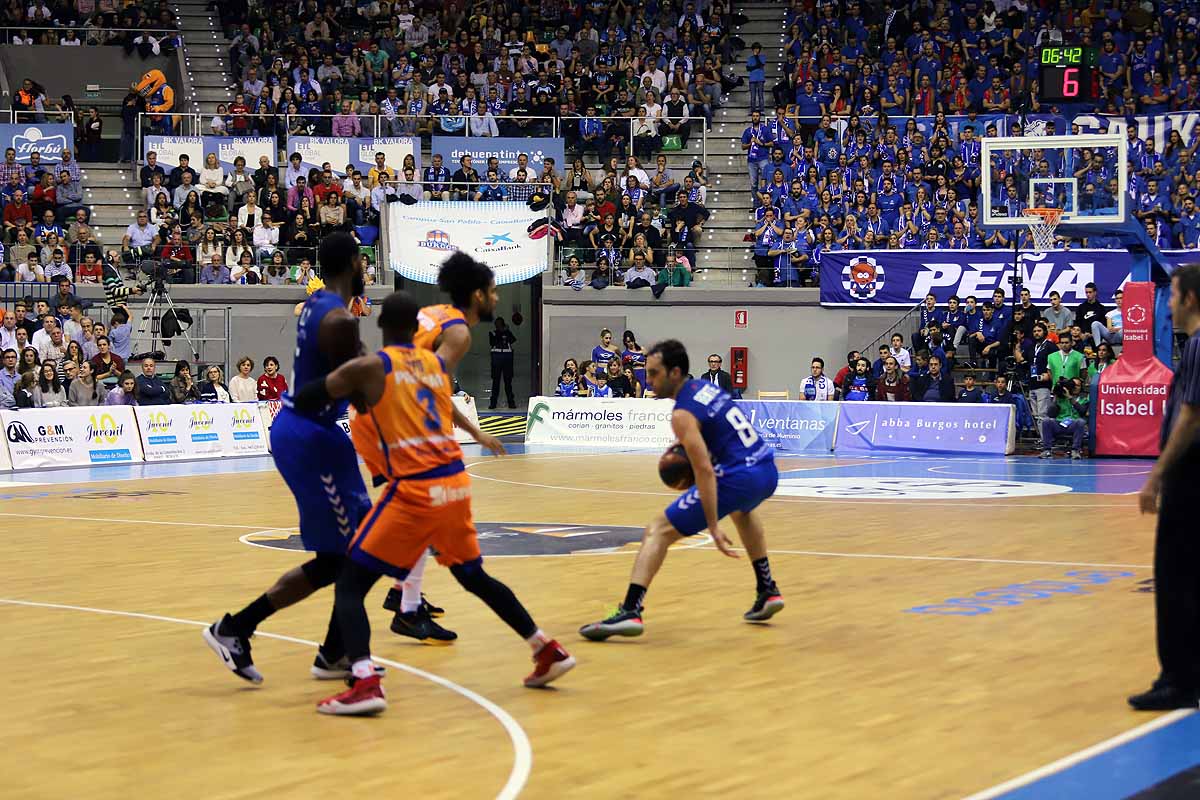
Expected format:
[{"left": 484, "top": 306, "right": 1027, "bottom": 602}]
[
  {"left": 259, "top": 397, "right": 478, "bottom": 446},
  {"left": 834, "top": 402, "right": 1015, "bottom": 455},
  {"left": 288, "top": 136, "right": 421, "bottom": 176},
  {"left": 0, "top": 123, "right": 74, "bottom": 164},
  {"left": 525, "top": 397, "right": 675, "bottom": 448},
  {"left": 212, "top": 137, "right": 276, "bottom": 171},
  {"left": 143, "top": 135, "right": 205, "bottom": 168},
  {"left": 387, "top": 202, "right": 548, "bottom": 285},
  {"left": 432, "top": 136, "right": 565, "bottom": 177},
  {"left": 821, "top": 249, "right": 1131, "bottom": 307},
  {"left": 134, "top": 403, "right": 269, "bottom": 461},
  {"left": 1, "top": 406, "right": 142, "bottom": 469},
  {"left": 1073, "top": 110, "right": 1199, "bottom": 154},
  {"left": 1094, "top": 281, "right": 1173, "bottom": 457},
  {"left": 735, "top": 400, "right": 838, "bottom": 454}
]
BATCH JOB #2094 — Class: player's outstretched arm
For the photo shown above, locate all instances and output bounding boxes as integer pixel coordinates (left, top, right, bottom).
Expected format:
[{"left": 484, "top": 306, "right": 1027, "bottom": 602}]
[
  {"left": 673, "top": 409, "right": 737, "bottom": 558},
  {"left": 452, "top": 404, "right": 506, "bottom": 455},
  {"left": 291, "top": 354, "right": 386, "bottom": 413},
  {"left": 436, "top": 324, "right": 472, "bottom": 373}
]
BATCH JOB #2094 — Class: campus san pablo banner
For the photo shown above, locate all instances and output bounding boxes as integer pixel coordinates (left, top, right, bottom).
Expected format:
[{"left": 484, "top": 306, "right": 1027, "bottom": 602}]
[
  {"left": 388, "top": 202, "right": 548, "bottom": 285},
  {"left": 1, "top": 124, "right": 74, "bottom": 164},
  {"left": 143, "top": 135, "right": 275, "bottom": 172},
  {"left": 835, "top": 401, "right": 1015, "bottom": 455},
  {"left": 820, "top": 249, "right": 1133, "bottom": 307},
  {"left": 431, "top": 136, "right": 565, "bottom": 176}
]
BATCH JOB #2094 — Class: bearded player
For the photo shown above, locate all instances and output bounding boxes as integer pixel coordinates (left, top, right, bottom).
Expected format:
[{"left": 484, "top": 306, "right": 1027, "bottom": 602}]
[
  {"left": 376, "top": 253, "right": 502, "bottom": 644},
  {"left": 580, "top": 339, "right": 784, "bottom": 640},
  {"left": 204, "top": 232, "right": 375, "bottom": 683},
  {"left": 292, "top": 291, "right": 574, "bottom": 715}
]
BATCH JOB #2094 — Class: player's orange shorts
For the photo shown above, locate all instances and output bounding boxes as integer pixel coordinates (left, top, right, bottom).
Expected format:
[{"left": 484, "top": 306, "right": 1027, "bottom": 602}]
[{"left": 347, "top": 470, "right": 479, "bottom": 578}]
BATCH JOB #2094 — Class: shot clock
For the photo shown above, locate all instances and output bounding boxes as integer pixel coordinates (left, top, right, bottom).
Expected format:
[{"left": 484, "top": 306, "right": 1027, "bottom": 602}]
[{"left": 1038, "top": 45, "right": 1100, "bottom": 102}]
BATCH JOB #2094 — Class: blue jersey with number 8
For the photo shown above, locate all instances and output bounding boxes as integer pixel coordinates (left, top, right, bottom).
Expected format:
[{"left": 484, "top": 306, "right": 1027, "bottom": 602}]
[{"left": 673, "top": 379, "right": 773, "bottom": 473}]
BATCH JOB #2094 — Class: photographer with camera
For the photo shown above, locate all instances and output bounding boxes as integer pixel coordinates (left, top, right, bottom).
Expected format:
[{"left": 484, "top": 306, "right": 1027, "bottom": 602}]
[
  {"left": 1039, "top": 376, "right": 1089, "bottom": 460},
  {"left": 102, "top": 250, "right": 143, "bottom": 312}
]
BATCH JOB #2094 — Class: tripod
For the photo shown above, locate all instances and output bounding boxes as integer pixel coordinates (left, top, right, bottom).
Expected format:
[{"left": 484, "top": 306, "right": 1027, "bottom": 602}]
[{"left": 133, "top": 275, "right": 200, "bottom": 361}]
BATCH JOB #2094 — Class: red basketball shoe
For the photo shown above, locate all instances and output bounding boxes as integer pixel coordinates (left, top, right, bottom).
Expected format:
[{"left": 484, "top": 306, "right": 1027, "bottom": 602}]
[
  {"left": 317, "top": 675, "right": 387, "bottom": 715},
  {"left": 523, "top": 640, "right": 576, "bottom": 688}
]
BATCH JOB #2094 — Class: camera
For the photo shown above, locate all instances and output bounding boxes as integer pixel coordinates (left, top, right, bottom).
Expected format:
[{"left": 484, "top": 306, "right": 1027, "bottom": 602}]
[{"left": 1052, "top": 376, "right": 1075, "bottom": 398}]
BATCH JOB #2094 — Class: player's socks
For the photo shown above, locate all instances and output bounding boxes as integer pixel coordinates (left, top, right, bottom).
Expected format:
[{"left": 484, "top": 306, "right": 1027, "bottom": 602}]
[
  {"left": 525, "top": 628, "right": 551, "bottom": 651},
  {"left": 351, "top": 658, "right": 377, "bottom": 680},
  {"left": 751, "top": 557, "right": 776, "bottom": 594},
  {"left": 623, "top": 583, "right": 647, "bottom": 612},
  {"left": 400, "top": 550, "right": 430, "bottom": 613},
  {"left": 224, "top": 594, "right": 275, "bottom": 637},
  {"left": 311, "top": 651, "right": 386, "bottom": 680}
]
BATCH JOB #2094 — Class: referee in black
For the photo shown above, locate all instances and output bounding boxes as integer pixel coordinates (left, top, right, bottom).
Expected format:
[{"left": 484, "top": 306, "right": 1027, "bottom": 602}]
[
  {"left": 488, "top": 317, "right": 517, "bottom": 409},
  {"left": 1132, "top": 264, "right": 1200, "bottom": 710}
]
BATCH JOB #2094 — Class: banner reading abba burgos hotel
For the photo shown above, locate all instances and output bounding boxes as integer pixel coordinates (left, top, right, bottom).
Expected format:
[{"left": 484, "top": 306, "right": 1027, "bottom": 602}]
[{"left": 525, "top": 397, "right": 675, "bottom": 448}]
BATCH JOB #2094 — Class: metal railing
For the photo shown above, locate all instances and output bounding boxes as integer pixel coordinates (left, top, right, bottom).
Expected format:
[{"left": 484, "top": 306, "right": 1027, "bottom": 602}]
[
  {"left": 552, "top": 245, "right": 821, "bottom": 289},
  {"left": 1, "top": 26, "right": 180, "bottom": 46}
]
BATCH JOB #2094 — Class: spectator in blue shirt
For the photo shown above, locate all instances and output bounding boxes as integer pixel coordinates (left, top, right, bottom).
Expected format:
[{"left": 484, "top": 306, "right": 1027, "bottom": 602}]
[
  {"left": 741, "top": 111, "right": 773, "bottom": 197},
  {"left": 968, "top": 303, "right": 1005, "bottom": 370},
  {"left": 745, "top": 42, "right": 766, "bottom": 113},
  {"left": 957, "top": 373, "right": 984, "bottom": 403},
  {"left": 911, "top": 293, "right": 944, "bottom": 352}
]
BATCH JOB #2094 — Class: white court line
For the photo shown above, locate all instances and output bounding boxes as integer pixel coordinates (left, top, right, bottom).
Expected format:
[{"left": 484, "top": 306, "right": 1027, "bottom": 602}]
[
  {"left": 697, "top": 546, "right": 1150, "bottom": 570},
  {"left": 0, "top": 597, "right": 533, "bottom": 800},
  {"left": 960, "top": 709, "right": 1194, "bottom": 800},
  {"left": 465, "top": 472, "right": 1136, "bottom": 508}
]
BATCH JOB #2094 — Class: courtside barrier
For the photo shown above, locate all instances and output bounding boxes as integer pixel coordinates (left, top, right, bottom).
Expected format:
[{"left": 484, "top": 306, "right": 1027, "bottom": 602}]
[
  {"left": 259, "top": 395, "right": 480, "bottom": 446},
  {"left": 835, "top": 401, "right": 1015, "bottom": 455},
  {"left": 135, "top": 403, "right": 269, "bottom": 461},
  {"left": 1, "top": 406, "right": 143, "bottom": 468},
  {"left": 524, "top": 397, "right": 1016, "bottom": 456}
]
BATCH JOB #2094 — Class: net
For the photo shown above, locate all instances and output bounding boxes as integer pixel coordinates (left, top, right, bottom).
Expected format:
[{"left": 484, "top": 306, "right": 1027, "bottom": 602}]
[{"left": 1026, "top": 207, "right": 1063, "bottom": 251}]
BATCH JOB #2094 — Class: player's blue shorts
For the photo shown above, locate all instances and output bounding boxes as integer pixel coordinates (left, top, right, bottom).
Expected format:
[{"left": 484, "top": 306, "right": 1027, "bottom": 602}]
[
  {"left": 270, "top": 407, "right": 371, "bottom": 554},
  {"left": 665, "top": 459, "right": 779, "bottom": 537}
]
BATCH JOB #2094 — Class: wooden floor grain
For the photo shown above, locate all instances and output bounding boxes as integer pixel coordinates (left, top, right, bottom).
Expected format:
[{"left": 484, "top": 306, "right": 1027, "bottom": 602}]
[{"left": 0, "top": 454, "right": 1164, "bottom": 799}]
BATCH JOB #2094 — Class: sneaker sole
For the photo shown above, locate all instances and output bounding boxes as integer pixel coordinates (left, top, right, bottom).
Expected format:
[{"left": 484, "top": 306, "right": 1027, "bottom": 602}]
[
  {"left": 744, "top": 598, "right": 785, "bottom": 622},
  {"left": 579, "top": 620, "right": 644, "bottom": 641},
  {"left": 311, "top": 664, "right": 387, "bottom": 680},
  {"left": 317, "top": 696, "right": 388, "bottom": 716},
  {"left": 524, "top": 655, "right": 577, "bottom": 688},
  {"left": 202, "top": 626, "right": 263, "bottom": 684}
]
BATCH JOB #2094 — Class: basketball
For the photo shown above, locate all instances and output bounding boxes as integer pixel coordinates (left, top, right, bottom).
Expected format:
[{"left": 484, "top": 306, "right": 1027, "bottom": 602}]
[{"left": 658, "top": 443, "right": 694, "bottom": 490}]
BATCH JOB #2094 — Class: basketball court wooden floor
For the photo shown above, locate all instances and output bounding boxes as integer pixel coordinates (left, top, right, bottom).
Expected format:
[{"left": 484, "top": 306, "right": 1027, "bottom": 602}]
[{"left": 1, "top": 447, "right": 1195, "bottom": 800}]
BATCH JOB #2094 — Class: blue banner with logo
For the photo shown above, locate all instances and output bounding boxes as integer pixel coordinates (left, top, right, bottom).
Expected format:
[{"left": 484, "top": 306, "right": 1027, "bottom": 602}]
[
  {"left": 431, "top": 136, "right": 565, "bottom": 177},
  {"left": 820, "top": 249, "right": 1136, "bottom": 307},
  {"left": 835, "top": 401, "right": 1014, "bottom": 455},
  {"left": 279, "top": 136, "right": 422, "bottom": 177},
  {"left": 1, "top": 123, "right": 74, "bottom": 164},
  {"left": 736, "top": 400, "right": 838, "bottom": 454}
]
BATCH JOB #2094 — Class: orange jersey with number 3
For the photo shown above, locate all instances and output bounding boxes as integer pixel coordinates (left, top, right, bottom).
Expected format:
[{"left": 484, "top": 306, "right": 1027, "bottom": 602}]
[
  {"left": 350, "top": 344, "right": 463, "bottom": 481},
  {"left": 413, "top": 304, "right": 467, "bottom": 352}
]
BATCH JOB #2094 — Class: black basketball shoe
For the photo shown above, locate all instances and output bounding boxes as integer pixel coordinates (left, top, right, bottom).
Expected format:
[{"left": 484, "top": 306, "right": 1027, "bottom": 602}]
[
  {"left": 743, "top": 589, "right": 785, "bottom": 622},
  {"left": 390, "top": 609, "right": 457, "bottom": 645},
  {"left": 579, "top": 607, "right": 645, "bottom": 641},
  {"left": 202, "top": 614, "right": 263, "bottom": 683},
  {"left": 382, "top": 588, "right": 444, "bottom": 618}
]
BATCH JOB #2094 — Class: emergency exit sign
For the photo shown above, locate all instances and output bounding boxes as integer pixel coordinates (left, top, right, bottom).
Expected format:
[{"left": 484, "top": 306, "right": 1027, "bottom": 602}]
[{"left": 734, "top": 309, "right": 747, "bottom": 328}]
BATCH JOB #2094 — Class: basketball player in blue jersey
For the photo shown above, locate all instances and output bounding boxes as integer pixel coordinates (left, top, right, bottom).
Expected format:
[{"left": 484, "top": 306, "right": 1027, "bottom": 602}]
[
  {"left": 203, "top": 232, "right": 374, "bottom": 683},
  {"left": 580, "top": 339, "right": 783, "bottom": 640}
]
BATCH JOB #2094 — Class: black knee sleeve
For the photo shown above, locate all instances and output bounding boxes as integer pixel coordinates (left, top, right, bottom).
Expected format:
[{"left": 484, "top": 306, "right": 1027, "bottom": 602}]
[
  {"left": 300, "top": 552, "right": 344, "bottom": 589},
  {"left": 450, "top": 558, "right": 537, "bottom": 639}
]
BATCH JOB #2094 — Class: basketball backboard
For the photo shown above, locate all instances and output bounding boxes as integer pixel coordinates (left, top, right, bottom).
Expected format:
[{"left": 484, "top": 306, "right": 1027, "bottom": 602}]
[{"left": 980, "top": 133, "right": 1127, "bottom": 229}]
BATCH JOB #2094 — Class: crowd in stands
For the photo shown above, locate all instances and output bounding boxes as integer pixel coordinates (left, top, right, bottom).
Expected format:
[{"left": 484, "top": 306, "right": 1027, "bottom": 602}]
[
  {"left": 0, "top": 289, "right": 289, "bottom": 408},
  {"left": 4, "top": 0, "right": 179, "bottom": 52},
  {"left": 738, "top": 0, "right": 1200, "bottom": 285}
]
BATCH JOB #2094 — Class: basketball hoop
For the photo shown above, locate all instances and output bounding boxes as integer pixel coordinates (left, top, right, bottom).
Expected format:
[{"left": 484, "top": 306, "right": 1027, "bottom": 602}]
[{"left": 1026, "top": 207, "right": 1063, "bottom": 251}]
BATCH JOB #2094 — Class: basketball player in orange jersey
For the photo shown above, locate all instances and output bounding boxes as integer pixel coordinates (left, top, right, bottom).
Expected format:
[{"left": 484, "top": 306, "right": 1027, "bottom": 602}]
[
  {"left": 378, "top": 253, "right": 502, "bottom": 644},
  {"left": 290, "top": 291, "right": 575, "bottom": 715}
]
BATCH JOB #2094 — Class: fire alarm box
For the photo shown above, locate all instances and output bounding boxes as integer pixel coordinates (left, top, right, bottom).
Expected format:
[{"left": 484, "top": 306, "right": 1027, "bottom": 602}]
[{"left": 730, "top": 347, "right": 748, "bottom": 389}]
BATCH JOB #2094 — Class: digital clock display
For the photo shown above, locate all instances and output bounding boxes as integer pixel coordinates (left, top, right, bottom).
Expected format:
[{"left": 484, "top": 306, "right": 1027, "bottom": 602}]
[{"left": 1038, "top": 45, "right": 1099, "bottom": 102}]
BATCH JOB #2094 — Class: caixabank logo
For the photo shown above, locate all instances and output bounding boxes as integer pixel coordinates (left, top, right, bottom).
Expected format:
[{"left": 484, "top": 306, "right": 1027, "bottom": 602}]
[{"left": 243, "top": 522, "right": 648, "bottom": 556}]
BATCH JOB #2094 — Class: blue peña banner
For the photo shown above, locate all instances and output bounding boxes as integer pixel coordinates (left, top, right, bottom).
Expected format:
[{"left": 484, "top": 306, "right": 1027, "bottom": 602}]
[
  {"left": 735, "top": 400, "right": 838, "bottom": 454},
  {"left": 431, "top": 136, "right": 565, "bottom": 176},
  {"left": 820, "top": 249, "right": 1136, "bottom": 307},
  {"left": 835, "top": 402, "right": 1014, "bottom": 455},
  {"left": 0, "top": 123, "right": 74, "bottom": 164}
]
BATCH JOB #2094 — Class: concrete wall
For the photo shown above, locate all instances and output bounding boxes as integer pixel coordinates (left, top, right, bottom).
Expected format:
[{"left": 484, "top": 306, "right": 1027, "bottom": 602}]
[
  {"left": 541, "top": 286, "right": 899, "bottom": 396},
  {"left": 0, "top": 46, "right": 181, "bottom": 109}
]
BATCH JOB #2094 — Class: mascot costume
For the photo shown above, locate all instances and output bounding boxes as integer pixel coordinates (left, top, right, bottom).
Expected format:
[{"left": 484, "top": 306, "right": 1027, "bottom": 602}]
[{"left": 136, "top": 69, "right": 176, "bottom": 135}]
